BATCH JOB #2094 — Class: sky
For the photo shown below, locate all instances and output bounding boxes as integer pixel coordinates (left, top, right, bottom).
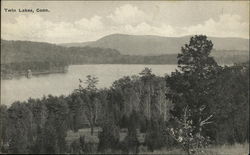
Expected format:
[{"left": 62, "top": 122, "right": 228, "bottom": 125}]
[{"left": 1, "top": 1, "right": 249, "bottom": 43}]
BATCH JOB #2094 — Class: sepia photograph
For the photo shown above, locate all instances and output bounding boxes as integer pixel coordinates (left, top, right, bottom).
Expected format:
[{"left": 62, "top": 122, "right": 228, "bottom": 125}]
[{"left": 0, "top": 1, "right": 249, "bottom": 154}]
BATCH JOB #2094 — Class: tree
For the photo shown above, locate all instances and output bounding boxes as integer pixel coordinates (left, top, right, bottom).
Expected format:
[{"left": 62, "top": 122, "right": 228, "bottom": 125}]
[
  {"left": 210, "top": 62, "right": 249, "bottom": 144},
  {"left": 106, "top": 88, "right": 125, "bottom": 126},
  {"left": 166, "top": 35, "right": 220, "bottom": 129},
  {"left": 139, "top": 68, "right": 155, "bottom": 120},
  {"left": 167, "top": 106, "right": 212, "bottom": 155},
  {"left": 177, "top": 35, "right": 218, "bottom": 73},
  {"left": 25, "top": 98, "right": 48, "bottom": 153},
  {"left": 165, "top": 35, "right": 218, "bottom": 153},
  {"left": 0, "top": 105, "right": 8, "bottom": 152},
  {"left": 42, "top": 95, "right": 69, "bottom": 153},
  {"left": 121, "top": 111, "right": 140, "bottom": 154},
  {"left": 84, "top": 75, "right": 99, "bottom": 91},
  {"left": 98, "top": 117, "right": 120, "bottom": 152},
  {"left": 76, "top": 75, "right": 99, "bottom": 135},
  {"left": 145, "top": 118, "right": 167, "bottom": 152},
  {"left": 112, "top": 76, "right": 140, "bottom": 118},
  {"left": 67, "top": 94, "right": 83, "bottom": 132},
  {"left": 7, "top": 102, "right": 33, "bottom": 153},
  {"left": 139, "top": 67, "right": 153, "bottom": 77}
]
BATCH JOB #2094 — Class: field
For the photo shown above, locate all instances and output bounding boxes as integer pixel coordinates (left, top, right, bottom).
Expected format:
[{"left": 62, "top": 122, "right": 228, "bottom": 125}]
[
  {"left": 66, "top": 127, "right": 145, "bottom": 144},
  {"left": 66, "top": 128, "right": 249, "bottom": 154},
  {"left": 203, "top": 143, "right": 249, "bottom": 155},
  {"left": 140, "top": 143, "right": 249, "bottom": 155},
  {"left": 66, "top": 127, "right": 101, "bottom": 145}
]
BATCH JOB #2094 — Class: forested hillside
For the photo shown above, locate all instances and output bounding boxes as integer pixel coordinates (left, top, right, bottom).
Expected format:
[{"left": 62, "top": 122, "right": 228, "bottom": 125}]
[
  {"left": 1, "top": 39, "right": 248, "bottom": 79},
  {"left": 60, "top": 34, "right": 249, "bottom": 55},
  {"left": 1, "top": 39, "right": 68, "bottom": 78},
  {"left": 0, "top": 35, "right": 248, "bottom": 154}
]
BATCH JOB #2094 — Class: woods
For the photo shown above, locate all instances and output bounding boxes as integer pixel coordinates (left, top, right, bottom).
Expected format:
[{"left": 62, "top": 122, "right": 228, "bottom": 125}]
[
  {"left": 1, "top": 38, "right": 248, "bottom": 79},
  {"left": 0, "top": 35, "right": 248, "bottom": 154}
]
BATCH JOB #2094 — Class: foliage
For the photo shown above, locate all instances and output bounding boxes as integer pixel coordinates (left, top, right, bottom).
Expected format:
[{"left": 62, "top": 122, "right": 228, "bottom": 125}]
[
  {"left": 75, "top": 75, "right": 100, "bottom": 135},
  {"left": 209, "top": 62, "right": 249, "bottom": 144},
  {"left": 2, "top": 39, "right": 246, "bottom": 79},
  {"left": 165, "top": 35, "right": 219, "bottom": 154},
  {"left": 66, "top": 94, "right": 83, "bottom": 132},
  {"left": 70, "top": 136, "right": 97, "bottom": 153},
  {"left": 121, "top": 125, "right": 139, "bottom": 154},
  {"left": 98, "top": 118, "right": 120, "bottom": 151},
  {"left": 0, "top": 105, "right": 8, "bottom": 152},
  {"left": 40, "top": 96, "right": 69, "bottom": 153},
  {"left": 0, "top": 35, "right": 248, "bottom": 154},
  {"left": 167, "top": 106, "right": 212, "bottom": 155},
  {"left": 145, "top": 118, "right": 169, "bottom": 152},
  {"left": 166, "top": 35, "right": 220, "bottom": 131},
  {"left": 177, "top": 35, "right": 217, "bottom": 72},
  {"left": 7, "top": 102, "right": 33, "bottom": 153}
]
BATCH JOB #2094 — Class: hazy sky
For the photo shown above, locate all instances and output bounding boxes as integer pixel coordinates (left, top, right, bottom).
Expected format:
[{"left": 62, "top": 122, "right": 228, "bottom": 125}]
[{"left": 1, "top": 1, "right": 249, "bottom": 43}]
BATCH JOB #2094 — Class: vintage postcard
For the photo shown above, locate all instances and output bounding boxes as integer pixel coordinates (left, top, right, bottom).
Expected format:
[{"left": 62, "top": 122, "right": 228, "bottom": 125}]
[{"left": 1, "top": 1, "right": 249, "bottom": 154}]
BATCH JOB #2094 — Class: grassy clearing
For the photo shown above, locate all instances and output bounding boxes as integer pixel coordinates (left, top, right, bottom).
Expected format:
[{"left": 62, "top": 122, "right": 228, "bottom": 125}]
[
  {"left": 66, "top": 127, "right": 101, "bottom": 145},
  {"left": 66, "top": 128, "right": 249, "bottom": 155},
  {"left": 66, "top": 127, "right": 145, "bottom": 145},
  {"left": 141, "top": 147, "right": 185, "bottom": 154},
  {"left": 141, "top": 143, "right": 249, "bottom": 155},
  {"left": 203, "top": 143, "right": 249, "bottom": 155}
]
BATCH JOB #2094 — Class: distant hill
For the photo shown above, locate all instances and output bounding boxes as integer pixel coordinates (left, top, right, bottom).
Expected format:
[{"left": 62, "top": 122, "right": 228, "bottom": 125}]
[
  {"left": 1, "top": 39, "right": 121, "bottom": 78},
  {"left": 60, "top": 34, "right": 249, "bottom": 55},
  {"left": 60, "top": 41, "right": 94, "bottom": 48},
  {"left": 1, "top": 39, "right": 67, "bottom": 64},
  {"left": 1, "top": 39, "right": 179, "bottom": 66},
  {"left": 1, "top": 38, "right": 249, "bottom": 79}
]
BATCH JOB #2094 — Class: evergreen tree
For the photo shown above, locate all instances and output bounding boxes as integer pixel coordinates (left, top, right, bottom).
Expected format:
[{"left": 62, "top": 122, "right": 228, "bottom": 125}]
[
  {"left": 7, "top": 102, "right": 33, "bottom": 153},
  {"left": 166, "top": 35, "right": 220, "bottom": 129}
]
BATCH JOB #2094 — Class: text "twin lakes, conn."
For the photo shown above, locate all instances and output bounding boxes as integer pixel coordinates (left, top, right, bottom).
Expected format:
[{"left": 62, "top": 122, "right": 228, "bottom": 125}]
[{"left": 4, "top": 8, "right": 50, "bottom": 13}]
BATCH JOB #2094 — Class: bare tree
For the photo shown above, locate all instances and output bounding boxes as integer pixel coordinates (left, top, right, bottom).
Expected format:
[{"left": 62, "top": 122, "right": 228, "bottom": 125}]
[{"left": 167, "top": 106, "right": 213, "bottom": 155}]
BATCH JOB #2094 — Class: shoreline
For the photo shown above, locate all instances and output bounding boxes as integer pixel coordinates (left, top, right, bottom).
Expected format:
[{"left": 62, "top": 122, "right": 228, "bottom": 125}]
[
  {"left": 1, "top": 67, "right": 68, "bottom": 80},
  {"left": 1, "top": 63, "right": 234, "bottom": 80}
]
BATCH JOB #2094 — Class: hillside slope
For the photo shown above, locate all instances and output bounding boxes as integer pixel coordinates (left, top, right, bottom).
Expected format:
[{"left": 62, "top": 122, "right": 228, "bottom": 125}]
[{"left": 60, "top": 34, "right": 249, "bottom": 55}]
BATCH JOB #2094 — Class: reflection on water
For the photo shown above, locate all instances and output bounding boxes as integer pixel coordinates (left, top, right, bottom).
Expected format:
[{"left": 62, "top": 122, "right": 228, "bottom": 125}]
[{"left": 1, "top": 64, "right": 177, "bottom": 106}]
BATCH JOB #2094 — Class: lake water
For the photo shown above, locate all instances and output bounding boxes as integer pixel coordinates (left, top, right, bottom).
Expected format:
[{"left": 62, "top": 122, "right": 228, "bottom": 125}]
[{"left": 1, "top": 64, "right": 177, "bottom": 106}]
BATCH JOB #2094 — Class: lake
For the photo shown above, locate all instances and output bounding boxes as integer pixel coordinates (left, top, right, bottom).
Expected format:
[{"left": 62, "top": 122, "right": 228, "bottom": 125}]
[{"left": 1, "top": 64, "right": 177, "bottom": 106}]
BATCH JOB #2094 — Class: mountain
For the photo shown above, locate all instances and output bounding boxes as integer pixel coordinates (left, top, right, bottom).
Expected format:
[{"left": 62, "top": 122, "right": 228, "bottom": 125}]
[
  {"left": 1, "top": 39, "right": 67, "bottom": 64},
  {"left": 1, "top": 39, "right": 178, "bottom": 79},
  {"left": 1, "top": 38, "right": 249, "bottom": 79},
  {"left": 59, "top": 34, "right": 249, "bottom": 55},
  {"left": 60, "top": 41, "right": 94, "bottom": 47},
  {"left": 1, "top": 39, "right": 123, "bottom": 65}
]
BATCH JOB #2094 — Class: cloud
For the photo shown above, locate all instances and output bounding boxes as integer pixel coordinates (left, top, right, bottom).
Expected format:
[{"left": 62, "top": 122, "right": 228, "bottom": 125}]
[
  {"left": 1, "top": 11, "right": 248, "bottom": 44},
  {"left": 107, "top": 4, "right": 148, "bottom": 25},
  {"left": 110, "top": 12, "right": 249, "bottom": 39},
  {"left": 2, "top": 15, "right": 53, "bottom": 41},
  {"left": 75, "top": 16, "right": 104, "bottom": 31},
  {"left": 2, "top": 14, "right": 105, "bottom": 43},
  {"left": 45, "top": 16, "right": 104, "bottom": 42},
  {"left": 119, "top": 22, "right": 176, "bottom": 36},
  {"left": 183, "top": 14, "right": 249, "bottom": 38}
]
